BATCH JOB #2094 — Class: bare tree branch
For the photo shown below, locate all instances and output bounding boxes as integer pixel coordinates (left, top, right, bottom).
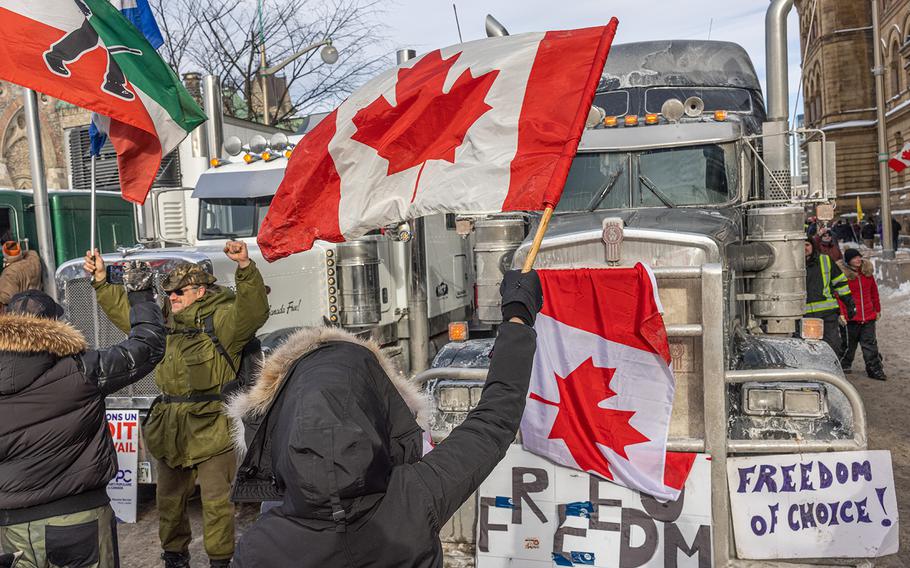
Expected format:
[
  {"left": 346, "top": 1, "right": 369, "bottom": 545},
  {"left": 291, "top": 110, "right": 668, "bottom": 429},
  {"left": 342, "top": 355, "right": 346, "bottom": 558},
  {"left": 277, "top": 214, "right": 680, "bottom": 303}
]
[{"left": 155, "top": 0, "right": 388, "bottom": 127}]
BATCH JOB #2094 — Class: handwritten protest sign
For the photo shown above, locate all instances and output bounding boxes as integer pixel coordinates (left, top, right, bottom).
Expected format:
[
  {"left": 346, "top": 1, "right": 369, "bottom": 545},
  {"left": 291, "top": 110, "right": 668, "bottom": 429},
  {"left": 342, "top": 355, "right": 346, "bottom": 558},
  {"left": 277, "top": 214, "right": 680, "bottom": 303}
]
[
  {"left": 105, "top": 410, "right": 139, "bottom": 523},
  {"left": 476, "top": 446, "right": 712, "bottom": 567},
  {"left": 727, "top": 450, "right": 898, "bottom": 559}
]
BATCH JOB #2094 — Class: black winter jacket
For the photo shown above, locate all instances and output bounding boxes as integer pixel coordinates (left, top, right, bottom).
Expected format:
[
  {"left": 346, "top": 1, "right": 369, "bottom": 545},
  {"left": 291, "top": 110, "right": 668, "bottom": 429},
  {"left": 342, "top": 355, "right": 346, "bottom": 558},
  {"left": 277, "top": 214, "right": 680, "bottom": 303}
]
[
  {"left": 228, "top": 323, "right": 537, "bottom": 567},
  {"left": 0, "top": 290, "right": 166, "bottom": 525}
]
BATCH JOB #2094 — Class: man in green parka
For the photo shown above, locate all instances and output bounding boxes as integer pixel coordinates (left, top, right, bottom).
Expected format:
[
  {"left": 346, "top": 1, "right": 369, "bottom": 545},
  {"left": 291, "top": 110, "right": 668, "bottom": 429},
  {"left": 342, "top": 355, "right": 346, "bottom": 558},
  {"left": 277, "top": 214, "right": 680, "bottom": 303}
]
[{"left": 84, "top": 241, "right": 269, "bottom": 568}]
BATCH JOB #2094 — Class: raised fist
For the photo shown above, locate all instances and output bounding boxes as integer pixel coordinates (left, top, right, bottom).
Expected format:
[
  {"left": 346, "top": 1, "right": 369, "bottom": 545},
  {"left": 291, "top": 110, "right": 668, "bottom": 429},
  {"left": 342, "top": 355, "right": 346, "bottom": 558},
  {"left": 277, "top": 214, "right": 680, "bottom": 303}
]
[
  {"left": 122, "top": 260, "right": 154, "bottom": 292},
  {"left": 83, "top": 249, "right": 106, "bottom": 283},
  {"left": 500, "top": 269, "right": 543, "bottom": 326},
  {"left": 224, "top": 240, "right": 251, "bottom": 268}
]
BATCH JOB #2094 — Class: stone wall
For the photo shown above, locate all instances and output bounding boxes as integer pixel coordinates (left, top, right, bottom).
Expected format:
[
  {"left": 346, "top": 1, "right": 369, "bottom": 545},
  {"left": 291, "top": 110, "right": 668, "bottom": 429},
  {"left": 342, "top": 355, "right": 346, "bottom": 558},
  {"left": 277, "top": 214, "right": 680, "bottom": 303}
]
[{"left": 0, "top": 80, "right": 82, "bottom": 189}]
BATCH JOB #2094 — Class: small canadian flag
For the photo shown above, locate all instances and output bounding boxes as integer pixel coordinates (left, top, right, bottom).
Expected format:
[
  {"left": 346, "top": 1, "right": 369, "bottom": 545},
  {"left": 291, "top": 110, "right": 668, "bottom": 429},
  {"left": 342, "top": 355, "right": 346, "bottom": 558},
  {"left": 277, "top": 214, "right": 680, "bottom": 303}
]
[
  {"left": 888, "top": 141, "right": 910, "bottom": 172},
  {"left": 520, "top": 265, "right": 696, "bottom": 501}
]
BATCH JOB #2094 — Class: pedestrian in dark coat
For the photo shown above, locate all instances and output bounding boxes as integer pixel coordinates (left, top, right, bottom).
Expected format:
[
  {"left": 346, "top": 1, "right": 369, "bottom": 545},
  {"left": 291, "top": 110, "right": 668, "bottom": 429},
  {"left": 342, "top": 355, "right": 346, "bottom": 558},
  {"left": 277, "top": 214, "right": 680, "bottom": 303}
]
[
  {"left": 813, "top": 226, "right": 843, "bottom": 261},
  {"left": 838, "top": 249, "right": 886, "bottom": 379},
  {"left": 805, "top": 239, "right": 855, "bottom": 357},
  {"left": 228, "top": 270, "right": 542, "bottom": 568},
  {"left": 0, "top": 263, "right": 166, "bottom": 568},
  {"left": 861, "top": 221, "right": 876, "bottom": 248}
]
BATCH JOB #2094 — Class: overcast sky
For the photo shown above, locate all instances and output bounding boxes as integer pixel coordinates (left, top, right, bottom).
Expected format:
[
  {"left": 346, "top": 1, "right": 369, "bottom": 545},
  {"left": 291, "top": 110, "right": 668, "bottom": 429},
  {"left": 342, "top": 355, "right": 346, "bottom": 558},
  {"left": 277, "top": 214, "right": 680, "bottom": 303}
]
[{"left": 366, "top": 0, "right": 803, "bottom": 118}]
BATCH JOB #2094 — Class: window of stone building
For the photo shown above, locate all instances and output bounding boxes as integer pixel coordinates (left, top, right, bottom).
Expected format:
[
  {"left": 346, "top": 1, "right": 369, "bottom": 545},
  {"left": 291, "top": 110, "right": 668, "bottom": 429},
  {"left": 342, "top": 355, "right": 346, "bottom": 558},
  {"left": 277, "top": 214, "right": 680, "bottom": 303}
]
[{"left": 890, "top": 42, "right": 902, "bottom": 99}]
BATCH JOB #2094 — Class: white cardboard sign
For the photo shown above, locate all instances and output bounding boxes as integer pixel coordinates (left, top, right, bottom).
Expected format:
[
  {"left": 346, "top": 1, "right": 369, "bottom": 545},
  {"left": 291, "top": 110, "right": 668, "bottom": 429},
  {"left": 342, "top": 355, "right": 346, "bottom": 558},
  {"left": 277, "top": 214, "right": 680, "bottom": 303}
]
[
  {"left": 105, "top": 410, "right": 140, "bottom": 523},
  {"left": 476, "top": 446, "right": 712, "bottom": 567},
  {"left": 727, "top": 450, "right": 898, "bottom": 559}
]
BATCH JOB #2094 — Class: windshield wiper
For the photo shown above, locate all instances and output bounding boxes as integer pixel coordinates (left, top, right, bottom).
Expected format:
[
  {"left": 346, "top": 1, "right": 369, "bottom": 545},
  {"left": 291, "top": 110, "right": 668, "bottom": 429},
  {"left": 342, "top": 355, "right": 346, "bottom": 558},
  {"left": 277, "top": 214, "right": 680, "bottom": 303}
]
[
  {"left": 586, "top": 168, "right": 624, "bottom": 212},
  {"left": 200, "top": 229, "right": 241, "bottom": 239},
  {"left": 638, "top": 175, "right": 676, "bottom": 208}
]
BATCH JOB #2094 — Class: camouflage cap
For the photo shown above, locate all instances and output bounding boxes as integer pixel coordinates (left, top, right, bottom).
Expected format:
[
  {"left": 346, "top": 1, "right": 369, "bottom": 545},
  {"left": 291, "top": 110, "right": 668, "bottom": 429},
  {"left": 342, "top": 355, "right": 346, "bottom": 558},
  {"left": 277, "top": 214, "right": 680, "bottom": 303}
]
[{"left": 160, "top": 262, "right": 217, "bottom": 292}]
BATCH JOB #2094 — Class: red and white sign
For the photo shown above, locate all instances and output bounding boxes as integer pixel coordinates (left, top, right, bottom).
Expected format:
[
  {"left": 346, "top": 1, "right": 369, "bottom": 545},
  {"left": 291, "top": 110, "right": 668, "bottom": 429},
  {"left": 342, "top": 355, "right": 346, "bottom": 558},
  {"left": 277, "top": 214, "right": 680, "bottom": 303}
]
[
  {"left": 106, "top": 409, "right": 139, "bottom": 523},
  {"left": 258, "top": 21, "right": 619, "bottom": 260},
  {"left": 520, "top": 266, "right": 695, "bottom": 501}
]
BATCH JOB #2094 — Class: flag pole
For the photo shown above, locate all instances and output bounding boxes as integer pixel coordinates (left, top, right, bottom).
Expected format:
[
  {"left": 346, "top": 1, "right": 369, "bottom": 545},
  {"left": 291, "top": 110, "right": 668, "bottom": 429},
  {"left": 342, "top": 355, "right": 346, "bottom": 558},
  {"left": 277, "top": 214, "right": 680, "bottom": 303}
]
[
  {"left": 521, "top": 205, "right": 554, "bottom": 273},
  {"left": 90, "top": 154, "right": 97, "bottom": 256}
]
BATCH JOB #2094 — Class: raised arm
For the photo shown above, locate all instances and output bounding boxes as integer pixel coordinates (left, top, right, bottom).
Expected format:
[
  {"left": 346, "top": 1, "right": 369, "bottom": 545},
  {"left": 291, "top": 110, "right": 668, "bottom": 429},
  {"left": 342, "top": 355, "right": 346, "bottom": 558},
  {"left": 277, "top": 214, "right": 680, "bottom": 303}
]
[
  {"left": 215, "top": 241, "right": 270, "bottom": 349},
  {"left": 85, "top": 250, "right": 131, "bottom": 333},
  {"left": 80, "top": 262, "right": 167, "bottom": 395},
  {"left": 411, "top": 270, "right": 542, "bottom": 528}
]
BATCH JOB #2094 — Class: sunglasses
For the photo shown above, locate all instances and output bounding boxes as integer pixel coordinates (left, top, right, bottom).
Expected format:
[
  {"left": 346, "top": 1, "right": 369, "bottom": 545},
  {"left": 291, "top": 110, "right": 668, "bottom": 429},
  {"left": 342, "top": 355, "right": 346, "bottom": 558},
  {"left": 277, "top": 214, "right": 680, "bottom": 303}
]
[{"left": 168, "top": 285, "right": 201, "bottom": 297}]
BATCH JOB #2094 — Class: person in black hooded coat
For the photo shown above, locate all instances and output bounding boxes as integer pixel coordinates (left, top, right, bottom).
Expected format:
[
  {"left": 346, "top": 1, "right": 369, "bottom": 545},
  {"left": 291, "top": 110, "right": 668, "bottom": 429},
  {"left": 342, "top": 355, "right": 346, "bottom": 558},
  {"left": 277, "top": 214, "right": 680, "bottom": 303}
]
[
  {"left": 0, "top": 262, "right": 165, "bottom": 568},
  {"left": 228, "top": 270, "right": 542, "bottom": 567}
]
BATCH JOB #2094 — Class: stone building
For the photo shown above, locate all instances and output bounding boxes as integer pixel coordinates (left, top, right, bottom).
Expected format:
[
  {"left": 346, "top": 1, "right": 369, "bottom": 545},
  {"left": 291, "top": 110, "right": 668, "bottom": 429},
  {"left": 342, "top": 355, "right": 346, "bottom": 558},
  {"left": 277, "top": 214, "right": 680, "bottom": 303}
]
[
  {"left": 0, "top": 81, "right": 75, "bottom": 189},
  {"left": 797, "top": 0, "right": 910, "bottom": 232}
]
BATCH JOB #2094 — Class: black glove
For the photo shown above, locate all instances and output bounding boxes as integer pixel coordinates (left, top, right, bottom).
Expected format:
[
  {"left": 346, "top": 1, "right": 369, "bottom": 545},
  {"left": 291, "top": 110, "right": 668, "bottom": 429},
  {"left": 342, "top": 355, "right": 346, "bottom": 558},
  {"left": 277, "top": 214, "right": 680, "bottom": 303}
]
[
  {"left": 500, "top": 269, "right": 543, "bottom": 326},
  {"left": 122, "top": 260, "right": 154, "bottom": 293},
  {"left": 844, "top": 298, "right": 857, "bottom": 320}
]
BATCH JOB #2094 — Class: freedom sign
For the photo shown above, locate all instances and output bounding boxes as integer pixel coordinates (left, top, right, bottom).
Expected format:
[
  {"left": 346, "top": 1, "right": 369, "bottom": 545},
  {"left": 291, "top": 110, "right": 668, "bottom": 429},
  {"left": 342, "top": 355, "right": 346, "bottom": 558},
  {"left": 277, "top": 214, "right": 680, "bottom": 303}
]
[
  {"left": 105, "top": 409, "right": 140, "bottom": 523},
  {"left": 727, "top": 450, "right": 898, "bottom": 559},
  {"left": 476, "top": 446, "right": 712, "bottom": 567}
]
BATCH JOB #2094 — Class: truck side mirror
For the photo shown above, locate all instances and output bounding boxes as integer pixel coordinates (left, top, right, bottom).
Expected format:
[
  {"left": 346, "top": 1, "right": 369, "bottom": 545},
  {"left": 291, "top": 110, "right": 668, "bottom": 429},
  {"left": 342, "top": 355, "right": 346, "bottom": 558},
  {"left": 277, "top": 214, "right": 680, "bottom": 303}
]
[{"left": 807, "top": 140, "right": 837, "bottom": 201}]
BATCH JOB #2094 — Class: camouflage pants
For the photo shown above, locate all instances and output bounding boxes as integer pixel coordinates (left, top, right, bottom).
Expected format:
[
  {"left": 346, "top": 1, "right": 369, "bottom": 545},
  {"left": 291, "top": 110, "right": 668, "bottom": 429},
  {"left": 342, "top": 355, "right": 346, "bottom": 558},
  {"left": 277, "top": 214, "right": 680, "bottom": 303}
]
[
  {"left": 0, "top": 505, "right": 118, "bottom": 568},
  {"left": 157, "top": 451, "right": 235, "bottom": 561}
]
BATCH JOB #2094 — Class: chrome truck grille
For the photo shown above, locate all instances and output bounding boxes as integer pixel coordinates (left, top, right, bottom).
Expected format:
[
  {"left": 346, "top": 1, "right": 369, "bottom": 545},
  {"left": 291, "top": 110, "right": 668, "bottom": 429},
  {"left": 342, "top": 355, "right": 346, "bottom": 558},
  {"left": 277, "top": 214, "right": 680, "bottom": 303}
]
[{"left": 63, "top": 276, "right": 160, "bottom": 400}]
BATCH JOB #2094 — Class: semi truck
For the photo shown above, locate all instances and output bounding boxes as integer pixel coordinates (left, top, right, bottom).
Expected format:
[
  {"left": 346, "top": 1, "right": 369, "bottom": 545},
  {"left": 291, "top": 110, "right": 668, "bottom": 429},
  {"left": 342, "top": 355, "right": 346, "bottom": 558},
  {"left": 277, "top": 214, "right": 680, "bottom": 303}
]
[
  {"left": 419, "top": 9, "right": 874, "bottom": 568},
  {"left": 54, "top": 129, "right": 475, "bottom": 482},
  {"left": 0, "top": 188, "right": 136, "bottom": 266}
]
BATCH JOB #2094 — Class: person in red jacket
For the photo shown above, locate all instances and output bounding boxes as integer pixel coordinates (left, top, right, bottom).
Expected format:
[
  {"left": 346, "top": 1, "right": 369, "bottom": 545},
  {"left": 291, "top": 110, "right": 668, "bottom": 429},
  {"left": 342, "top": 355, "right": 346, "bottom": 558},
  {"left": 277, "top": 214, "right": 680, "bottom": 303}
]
[{"left": 839, "top": 248, "right": 886, "bottom": 379}]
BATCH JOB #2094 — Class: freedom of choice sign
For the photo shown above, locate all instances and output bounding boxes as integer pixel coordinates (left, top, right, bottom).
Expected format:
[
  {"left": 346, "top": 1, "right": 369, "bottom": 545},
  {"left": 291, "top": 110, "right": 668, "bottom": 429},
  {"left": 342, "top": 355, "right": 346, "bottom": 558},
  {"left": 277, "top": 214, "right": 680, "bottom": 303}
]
[
  {"left": 727, "top": 450, "right": 898, "bottom": 559},
  {"left": 476, "top": 446, "right": 712, "bottom": 567}
]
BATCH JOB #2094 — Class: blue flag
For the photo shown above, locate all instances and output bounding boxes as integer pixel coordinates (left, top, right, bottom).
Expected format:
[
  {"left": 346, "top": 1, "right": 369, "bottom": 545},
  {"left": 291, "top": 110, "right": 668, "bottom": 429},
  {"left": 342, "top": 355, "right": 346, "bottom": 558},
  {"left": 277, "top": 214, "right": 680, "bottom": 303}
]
[
  {"left": 89, "top": 0, "right": 165, "bottom": 156},
  {"left": 88, "top": 119, "right": 107, "bottom": 157},
  {"left": 118, "top": 0, "right": 164, "bottom": 49}
]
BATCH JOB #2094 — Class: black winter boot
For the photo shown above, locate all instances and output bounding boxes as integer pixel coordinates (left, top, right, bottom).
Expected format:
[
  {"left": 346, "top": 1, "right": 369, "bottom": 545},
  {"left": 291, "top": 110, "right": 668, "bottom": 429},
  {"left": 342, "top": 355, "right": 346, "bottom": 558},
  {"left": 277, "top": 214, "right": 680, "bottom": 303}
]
[
  {"left": 210, "top": 559, "right": 232, "bottom": 568},
  {"left": 161, "top": 551, "right": 190, "bottom": 568}
]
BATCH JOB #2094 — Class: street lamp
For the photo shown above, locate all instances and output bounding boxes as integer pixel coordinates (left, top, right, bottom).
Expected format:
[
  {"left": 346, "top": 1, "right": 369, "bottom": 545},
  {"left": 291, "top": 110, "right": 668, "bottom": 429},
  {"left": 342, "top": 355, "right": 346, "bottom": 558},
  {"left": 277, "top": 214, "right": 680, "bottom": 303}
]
[{"left": 259, "top": 39, "right": 338, "bottom": 125}]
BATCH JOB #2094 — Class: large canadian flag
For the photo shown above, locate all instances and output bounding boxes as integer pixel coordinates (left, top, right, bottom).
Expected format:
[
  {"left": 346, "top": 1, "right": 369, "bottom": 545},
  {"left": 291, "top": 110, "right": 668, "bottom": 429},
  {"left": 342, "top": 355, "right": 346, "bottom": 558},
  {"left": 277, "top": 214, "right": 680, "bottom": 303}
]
[
  {"left": 258, "top": 21, "right": 619, "bottom": 261},
  {"left": 521, "top": 266, "right": 696, "bottom": 501}
]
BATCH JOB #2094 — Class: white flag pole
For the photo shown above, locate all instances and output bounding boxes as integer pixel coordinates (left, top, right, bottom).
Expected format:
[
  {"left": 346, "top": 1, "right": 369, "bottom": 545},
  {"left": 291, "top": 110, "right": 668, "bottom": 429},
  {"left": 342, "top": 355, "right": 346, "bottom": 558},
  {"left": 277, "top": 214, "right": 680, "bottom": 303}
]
[{"left": 90, "top": 154, "right": 97, "bottom": 256}]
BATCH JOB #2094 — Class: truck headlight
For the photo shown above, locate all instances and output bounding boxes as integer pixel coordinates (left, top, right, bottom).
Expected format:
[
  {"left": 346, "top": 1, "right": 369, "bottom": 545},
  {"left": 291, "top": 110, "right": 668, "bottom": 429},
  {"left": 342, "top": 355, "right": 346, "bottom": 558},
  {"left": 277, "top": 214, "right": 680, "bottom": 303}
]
[
  {"left": 746, "top": 388, "right": 783, "bottom": 413},
  {"left": 436, "top": 382, "right": 483, "bottom": 413},
  {"left": 783, "top": 389, "right": 824, "bottom": 417},
  {"left": 743, "top": 385, "right": 824, "bottom": 418},
  {"left": 438, "top": 385, "right": 471, "bottom": 412}
]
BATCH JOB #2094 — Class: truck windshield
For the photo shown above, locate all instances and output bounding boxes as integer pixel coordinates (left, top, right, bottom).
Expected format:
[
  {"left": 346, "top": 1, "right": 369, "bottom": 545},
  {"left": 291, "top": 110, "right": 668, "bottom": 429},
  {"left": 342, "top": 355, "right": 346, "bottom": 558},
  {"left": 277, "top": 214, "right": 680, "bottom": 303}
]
[
  {"left": 556, "top": 143, "right": 736, "bottom": 211},
  {"left": 198, "top": 197, "right": 272, "bottom": 240}
]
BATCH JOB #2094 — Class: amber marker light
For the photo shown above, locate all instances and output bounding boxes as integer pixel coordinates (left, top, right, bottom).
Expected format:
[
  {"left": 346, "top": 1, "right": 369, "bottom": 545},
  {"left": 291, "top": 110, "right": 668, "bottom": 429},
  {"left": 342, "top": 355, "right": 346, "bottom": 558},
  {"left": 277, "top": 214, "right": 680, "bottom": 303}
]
[
  {"left": 604, "top": 115, "right": 618, "bottom": 128},
  {"left": 624, "top": 115, "right": 639, "bottom": 127},
  {"left": 645, "top": 113, "right": 659, "bottom": 125},
  {"left": 448, "top": 321, "right": 469, "bottom": 342}
]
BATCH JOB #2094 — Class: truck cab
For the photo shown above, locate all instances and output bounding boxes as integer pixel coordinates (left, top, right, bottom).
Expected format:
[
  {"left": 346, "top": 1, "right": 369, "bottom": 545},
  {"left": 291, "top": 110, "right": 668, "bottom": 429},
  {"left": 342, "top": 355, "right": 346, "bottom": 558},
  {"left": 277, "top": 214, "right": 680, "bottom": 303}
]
[
  {"left": 0, "top": 188, "right": 136, "bottom": 265},
  {"left": 425, "top": 40, "right": 863, "bottom": 567}
]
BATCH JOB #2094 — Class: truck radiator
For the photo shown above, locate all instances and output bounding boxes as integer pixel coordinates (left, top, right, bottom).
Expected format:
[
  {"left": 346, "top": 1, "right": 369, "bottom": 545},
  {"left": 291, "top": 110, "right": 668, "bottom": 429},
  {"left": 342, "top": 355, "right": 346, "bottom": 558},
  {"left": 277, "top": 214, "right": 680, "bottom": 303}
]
[{"left": 63, "top": 277, "right": 160, "bottom": 399}]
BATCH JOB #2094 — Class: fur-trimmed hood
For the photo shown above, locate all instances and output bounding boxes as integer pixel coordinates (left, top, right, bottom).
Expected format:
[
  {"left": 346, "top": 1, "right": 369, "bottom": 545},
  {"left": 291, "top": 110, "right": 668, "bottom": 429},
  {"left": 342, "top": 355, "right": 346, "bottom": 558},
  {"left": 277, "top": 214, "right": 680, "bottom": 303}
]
[
  {"left": 0, "top": 313, "right": 88, "bottom": 395},
  {"left": 226, "top": 326, "right": 430, "bottom": 451},
  {"left": 0, "top": 313, "right": 88, "bottom": 356},
  {"left": 840, "top": 258, "right": 874, "bottom": 280},
  {"left": 226, "top": 326, "right": 433, "bottom": 521}
]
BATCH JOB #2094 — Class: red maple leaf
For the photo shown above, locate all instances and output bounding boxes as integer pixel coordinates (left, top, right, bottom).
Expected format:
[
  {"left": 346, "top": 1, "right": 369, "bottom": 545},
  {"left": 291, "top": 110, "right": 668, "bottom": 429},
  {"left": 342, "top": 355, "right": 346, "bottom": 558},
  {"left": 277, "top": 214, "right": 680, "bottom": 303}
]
[
  {"left": 351, "top": 50, "right": 499, "bottom": 201},
  {"left": 529, "top": 357, "right": 650, "bottom": 480},
  {"left": 902, "top": 149, "right": 910, "bottom": 161}
]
